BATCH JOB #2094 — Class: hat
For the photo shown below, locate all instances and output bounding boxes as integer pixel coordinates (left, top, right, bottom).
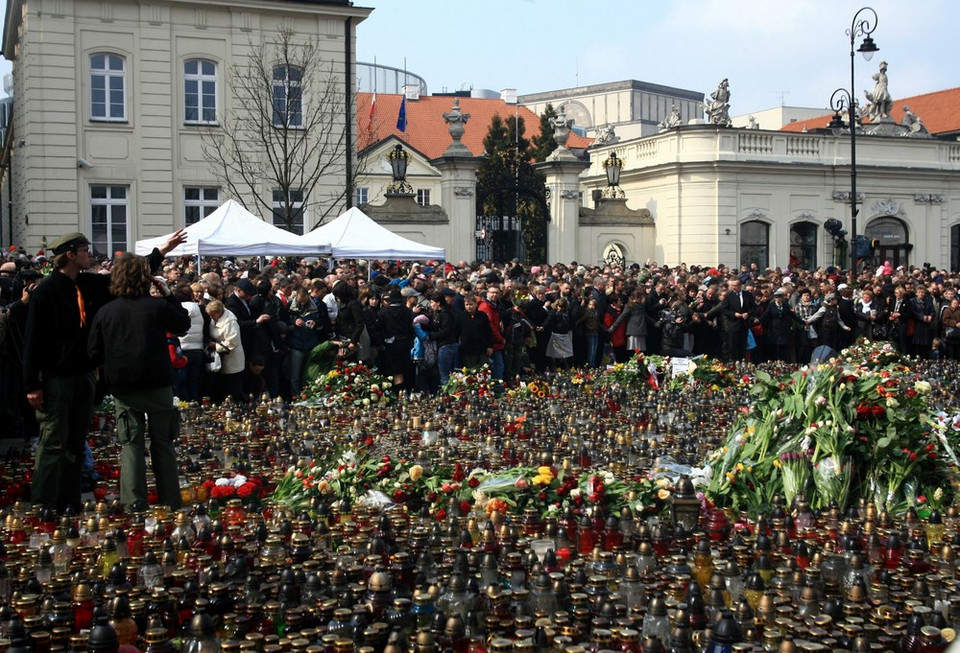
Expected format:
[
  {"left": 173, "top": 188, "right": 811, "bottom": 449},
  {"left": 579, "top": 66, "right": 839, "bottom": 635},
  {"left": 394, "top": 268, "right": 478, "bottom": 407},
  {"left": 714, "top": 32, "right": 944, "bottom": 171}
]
[
  {"left": 530, "top": 266, "right": 541, "bottom": 275},
  {"left": 413, "top": 314, "right": 430, "bottom": 326},
  {"left": 825, "top": 293, "right": 837, "bottom": 302},
  {"left": 386, "top": 286, "right": 403, "bottom": 303},
  {"left": 837, "top": 283, "right": 850, "bottom": 291},
  {"left": 440, "top": 287, "right": 457, "bottom": 297},
  {"left": 783, "top": 277, "right": 794, "bottom": 285},
  {"left": 774, "top": 288, "right": 786, "bottom": 297},
  {"left": 236, "top": 279, "right": 256, "bottom": 295},
  {"left": 400, "top": 286, "right": 420, "bottom": 297},
  {"left": 50, "top": 232, "right": 89, "bottom": 256}
]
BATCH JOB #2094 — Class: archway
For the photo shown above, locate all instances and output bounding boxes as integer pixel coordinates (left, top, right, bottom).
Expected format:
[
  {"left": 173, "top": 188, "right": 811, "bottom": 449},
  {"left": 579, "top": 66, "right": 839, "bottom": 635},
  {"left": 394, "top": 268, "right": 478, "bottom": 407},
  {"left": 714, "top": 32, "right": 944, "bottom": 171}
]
[
  {"left": 864, "top": 216, "right": 909, "bottom": 269},
  {"left": 740, "top": 220, "right": 769, "bottom": 269}
]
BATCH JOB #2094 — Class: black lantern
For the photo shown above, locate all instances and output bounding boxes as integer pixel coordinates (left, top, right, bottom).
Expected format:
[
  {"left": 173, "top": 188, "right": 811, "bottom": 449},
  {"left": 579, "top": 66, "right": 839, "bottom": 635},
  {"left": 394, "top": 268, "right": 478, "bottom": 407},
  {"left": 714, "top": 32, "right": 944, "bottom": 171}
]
[
  {"left": 671, "top": 477, "right": 700, "bottom": 533},
  {"left": 388, "top": 144, "right": 409, "bottom": 182},
  {"left": 601, "top": 151, "right": 625, "bottom": 199}
]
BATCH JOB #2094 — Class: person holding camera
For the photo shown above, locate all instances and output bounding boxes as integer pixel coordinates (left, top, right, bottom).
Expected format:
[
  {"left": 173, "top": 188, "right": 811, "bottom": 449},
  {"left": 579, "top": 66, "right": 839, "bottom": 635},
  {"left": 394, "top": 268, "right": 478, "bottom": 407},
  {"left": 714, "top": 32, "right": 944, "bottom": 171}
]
[
  {"left": 23, "top": 229, "right": 184, "bottom": 513},
  {"left": 88, "top": 253, "right": 190, "bottom": 511}
]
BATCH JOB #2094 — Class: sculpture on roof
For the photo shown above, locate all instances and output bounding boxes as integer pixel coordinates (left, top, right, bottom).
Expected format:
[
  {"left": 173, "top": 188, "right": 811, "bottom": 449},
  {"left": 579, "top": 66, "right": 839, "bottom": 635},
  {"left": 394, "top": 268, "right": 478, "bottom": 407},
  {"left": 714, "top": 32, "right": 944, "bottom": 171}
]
[
  {"left": 658, "top": 105, "right": 682, "bottom": 130},
  {"left": 900, "top": 105, "right": 930, "bottom": 136},
  {"left": 864, "top": 61, "right": 893, "bottom": 122},
  {"left": 551, "top": 105, "right": 575, "bottom": 148},
  {"left": 595, "top": 123, "right": 620, "bottom": 144},
  {"left": 704, "top": 78, "right": 732, "bottom": 127}
]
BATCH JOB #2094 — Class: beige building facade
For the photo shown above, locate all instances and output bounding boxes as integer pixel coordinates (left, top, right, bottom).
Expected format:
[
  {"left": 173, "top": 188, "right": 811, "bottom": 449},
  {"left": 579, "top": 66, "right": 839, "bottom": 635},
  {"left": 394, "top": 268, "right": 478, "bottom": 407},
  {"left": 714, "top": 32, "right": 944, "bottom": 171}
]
[{"left": 2, "top": 0, "right": 370, "bottom": 255}]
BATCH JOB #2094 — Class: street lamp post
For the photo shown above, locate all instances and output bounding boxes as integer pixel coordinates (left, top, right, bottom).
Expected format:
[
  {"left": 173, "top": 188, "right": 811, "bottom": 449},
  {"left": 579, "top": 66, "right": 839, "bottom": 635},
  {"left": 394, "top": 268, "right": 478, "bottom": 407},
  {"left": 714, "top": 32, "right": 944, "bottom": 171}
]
[{"left": 832, "top": 7, "right": 879, "bottom": 274}]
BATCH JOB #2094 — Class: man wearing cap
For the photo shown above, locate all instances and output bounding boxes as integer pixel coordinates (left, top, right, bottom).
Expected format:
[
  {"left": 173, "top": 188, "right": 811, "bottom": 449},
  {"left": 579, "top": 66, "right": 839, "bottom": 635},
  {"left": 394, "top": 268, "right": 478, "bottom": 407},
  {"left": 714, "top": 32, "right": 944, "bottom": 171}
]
[{"left": 23, "top": 228, "right": 185, "bottom": 513}]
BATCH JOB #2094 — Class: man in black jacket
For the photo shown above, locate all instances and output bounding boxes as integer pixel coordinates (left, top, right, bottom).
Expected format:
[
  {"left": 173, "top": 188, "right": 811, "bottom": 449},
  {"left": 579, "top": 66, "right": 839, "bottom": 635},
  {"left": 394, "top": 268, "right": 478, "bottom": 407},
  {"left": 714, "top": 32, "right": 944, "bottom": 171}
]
[
  {"left": 88, "top": 253, "right": 190, "bottom": 510},
  {"left": 23, "top": 229, "right": 183, "bottom": 513},
  {"left": 719, "top": 278, "right": 756, "bottom": 362},
  {"left": 429, "top": 288, "right": 461, "bottom": 385},
  {"left": 457, "top": 294, "right": 493, "bottom": 369}
]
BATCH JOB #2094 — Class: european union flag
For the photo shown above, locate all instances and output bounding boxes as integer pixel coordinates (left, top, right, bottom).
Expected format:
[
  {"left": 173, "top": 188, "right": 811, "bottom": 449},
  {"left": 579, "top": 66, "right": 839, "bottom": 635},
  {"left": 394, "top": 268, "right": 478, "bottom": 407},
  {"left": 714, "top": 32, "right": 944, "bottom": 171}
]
[{"left": 396, "top": 95, "right": 407, "bottom": 132}]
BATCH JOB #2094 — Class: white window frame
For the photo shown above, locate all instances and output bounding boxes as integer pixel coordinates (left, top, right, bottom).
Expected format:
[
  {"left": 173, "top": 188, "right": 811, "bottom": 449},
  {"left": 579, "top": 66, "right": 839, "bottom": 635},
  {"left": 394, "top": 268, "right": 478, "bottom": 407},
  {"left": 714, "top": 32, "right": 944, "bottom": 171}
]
[
  {"left": 90, "top": 53, "right": 127, "bottom": 122},
  {"left": 272, "top": 65, "right": 303, "bottom": 129},
  {"left": 184, "top": 59, "right": 218, "bottom": 125},
  {"left": 272, "top": 188, "right": 305, "bottom": 235},
  {"left": 184, "top": 186, "right": 220, "bottom": 226},
  {"left": 355, "top": 187, "right": 369, "bottom": 205},
  {"left": 416, "top": 189, "right": 431, "bottom": 207},
  {"left": 90, "top": 185, "right": 130, "bottom": 257}
]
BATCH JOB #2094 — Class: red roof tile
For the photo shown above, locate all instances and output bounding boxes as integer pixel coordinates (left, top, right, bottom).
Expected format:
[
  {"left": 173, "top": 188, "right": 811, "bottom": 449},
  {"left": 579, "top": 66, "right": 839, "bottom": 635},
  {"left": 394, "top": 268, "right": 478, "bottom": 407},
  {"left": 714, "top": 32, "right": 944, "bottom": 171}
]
[
  {"left": 357, "top": 93, "right": 593, "bottom": 158},
  {"left": 781, "top": 87, "right": 960, "bottom": 135}
]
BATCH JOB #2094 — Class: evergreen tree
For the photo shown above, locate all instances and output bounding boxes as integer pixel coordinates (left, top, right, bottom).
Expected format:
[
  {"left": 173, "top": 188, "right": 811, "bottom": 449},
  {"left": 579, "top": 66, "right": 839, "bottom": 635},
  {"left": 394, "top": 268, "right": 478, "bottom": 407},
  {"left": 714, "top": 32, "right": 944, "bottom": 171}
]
[
  {"left": 476, "top": 114, "right": 549, "bottom": 263},
  {"left": 531, "top": 103, "right": 559, "bottom": 162}
]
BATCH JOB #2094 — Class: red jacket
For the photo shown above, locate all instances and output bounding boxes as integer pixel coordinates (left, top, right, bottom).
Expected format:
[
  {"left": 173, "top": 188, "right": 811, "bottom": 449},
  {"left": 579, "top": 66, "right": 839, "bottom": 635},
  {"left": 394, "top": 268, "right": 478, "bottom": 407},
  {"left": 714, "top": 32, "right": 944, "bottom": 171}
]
[
  {"left": 478, "top": 299, "right": 506, "bottom": 351},
  {"left": 603, "top": 308, "right": 627, "bottom": 348}
]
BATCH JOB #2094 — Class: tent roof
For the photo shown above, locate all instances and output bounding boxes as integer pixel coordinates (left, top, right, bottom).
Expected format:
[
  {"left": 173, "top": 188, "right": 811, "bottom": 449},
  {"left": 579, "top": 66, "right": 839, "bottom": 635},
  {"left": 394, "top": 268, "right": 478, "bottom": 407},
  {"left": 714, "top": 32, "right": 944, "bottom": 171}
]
[
  {"left": 302, "top": 207, "right": 445, "bottom": 260},
  {"left": 134, "top": 199, "right": 328, "bottom": 257}
]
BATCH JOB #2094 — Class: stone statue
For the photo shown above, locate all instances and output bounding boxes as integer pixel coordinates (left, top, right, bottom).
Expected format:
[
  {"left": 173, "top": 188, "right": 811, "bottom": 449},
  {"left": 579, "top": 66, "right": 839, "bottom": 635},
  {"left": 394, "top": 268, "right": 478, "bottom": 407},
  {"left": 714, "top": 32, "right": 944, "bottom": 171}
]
[
  {"left": 595, "top": 124, "right": 619, "bottom": 144},
  {"left": 900, "top": 105, "right": 929, "bottom": 136},
  {"left": 658, "top": 105, "right": 682, "bottom": 130},
  {"left": 550, "top": 105, "right": 575, "bottom": 149},
  {"left": 704, "top": 78, "right": 731, "bottom": 127},
  {"left": 746, "top": 115, "right": 759, "bottom": 130},
  {"left": 864, "top": 61, "right": 893, "bottom": 122}
]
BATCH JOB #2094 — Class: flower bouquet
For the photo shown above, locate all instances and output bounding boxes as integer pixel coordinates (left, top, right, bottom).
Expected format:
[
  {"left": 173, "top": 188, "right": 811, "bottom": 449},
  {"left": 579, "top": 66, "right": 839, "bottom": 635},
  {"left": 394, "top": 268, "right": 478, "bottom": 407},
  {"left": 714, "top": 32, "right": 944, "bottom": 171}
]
[
  {"left": 442, "top": 364, "right": 494, "bottom": 397},
  {"left": 298, "top": 361, "right": 393, "bottom": 408},
  {"left": 600, "top": 353, "right": 669, "bottom": 391},
  {"left": 705, "top": 340, "right": 958, "bottom": 514}
]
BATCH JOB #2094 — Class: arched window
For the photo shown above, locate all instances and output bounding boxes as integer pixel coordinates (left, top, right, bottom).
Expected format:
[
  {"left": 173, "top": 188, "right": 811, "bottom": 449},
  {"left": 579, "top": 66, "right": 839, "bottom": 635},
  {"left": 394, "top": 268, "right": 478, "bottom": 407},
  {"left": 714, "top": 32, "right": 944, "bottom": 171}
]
[
  {"left": 273, "top": 65, "right": 303, "bottom": 128},
  {"left": 184, "top": 59, "right": 218, "bottom": 124},
  {"left": 740, "top": 220, "right": 769, "bottom": 269},
  {"left": 603, "top": 242, "right": 626, "bottom": 267},
  {"left": 90, "top": 53, "right": 126, "bottom": 121},
  {"left": 864, "top": 216, "right": 909, "bottom": 268},
  {"left": 789, "top": 221, "right": 818, "bottom": 271}
]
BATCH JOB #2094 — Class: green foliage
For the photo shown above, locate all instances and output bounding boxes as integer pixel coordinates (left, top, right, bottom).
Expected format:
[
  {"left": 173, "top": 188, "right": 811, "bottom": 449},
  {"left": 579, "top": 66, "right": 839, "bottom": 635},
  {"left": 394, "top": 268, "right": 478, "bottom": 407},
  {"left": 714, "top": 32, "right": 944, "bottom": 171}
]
[{"left": 531, "top": 103, "right": 559, "bottom": 162}]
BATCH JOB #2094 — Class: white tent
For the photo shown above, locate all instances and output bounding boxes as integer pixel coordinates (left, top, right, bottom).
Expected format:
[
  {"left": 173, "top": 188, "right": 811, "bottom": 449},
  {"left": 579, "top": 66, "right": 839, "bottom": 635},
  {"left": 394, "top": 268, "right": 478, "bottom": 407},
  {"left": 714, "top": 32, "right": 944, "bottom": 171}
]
[
  {"left": 134, "top": 199, "right": 329, "bottom": 257},
  {"left": 301, "top": 207, "right": 445, "bottom": 260}
]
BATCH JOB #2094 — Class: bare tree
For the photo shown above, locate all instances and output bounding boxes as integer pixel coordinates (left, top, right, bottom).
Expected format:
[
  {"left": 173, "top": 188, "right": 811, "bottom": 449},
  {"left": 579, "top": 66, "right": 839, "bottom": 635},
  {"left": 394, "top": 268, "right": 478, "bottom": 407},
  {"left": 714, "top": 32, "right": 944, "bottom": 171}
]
[{"left": 201, "top": 28, "right": 357, "bottom": 232}]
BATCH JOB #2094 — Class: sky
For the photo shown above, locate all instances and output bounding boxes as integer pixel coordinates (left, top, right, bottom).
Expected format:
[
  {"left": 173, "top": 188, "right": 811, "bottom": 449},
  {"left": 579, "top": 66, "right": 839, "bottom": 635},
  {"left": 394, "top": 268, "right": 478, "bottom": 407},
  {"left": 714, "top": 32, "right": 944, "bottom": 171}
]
[
  {"left": 355, "top": 0, "right": 959, "bottom": 117},
  {"left": 0, "top": 0, "right": 955, "bottom": 117}
]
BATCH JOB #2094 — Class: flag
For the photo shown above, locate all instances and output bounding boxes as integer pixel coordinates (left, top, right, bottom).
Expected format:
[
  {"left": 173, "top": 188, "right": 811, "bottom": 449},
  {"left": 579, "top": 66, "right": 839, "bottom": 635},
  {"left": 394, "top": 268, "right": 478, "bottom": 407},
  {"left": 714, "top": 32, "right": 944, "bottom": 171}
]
[
  {"left": 396, "top": 95, "right": 407, "bottom": 132},
  {"left": 366, "top": 91, "right": 376, "bottom": 135}
]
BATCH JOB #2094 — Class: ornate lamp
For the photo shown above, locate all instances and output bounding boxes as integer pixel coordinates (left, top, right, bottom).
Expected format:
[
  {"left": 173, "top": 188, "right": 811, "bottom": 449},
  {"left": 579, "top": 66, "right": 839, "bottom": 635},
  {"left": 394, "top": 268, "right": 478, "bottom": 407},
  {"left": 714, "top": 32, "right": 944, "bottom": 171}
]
[
  {"left": 671, "top": 477, "right": 700, "bottom": 533},
  {"left": 386, "top": 144, "right": 413, "bottom": 194},
  {"left": 601, "top": 152, "right": 625, "bottom": 199}
]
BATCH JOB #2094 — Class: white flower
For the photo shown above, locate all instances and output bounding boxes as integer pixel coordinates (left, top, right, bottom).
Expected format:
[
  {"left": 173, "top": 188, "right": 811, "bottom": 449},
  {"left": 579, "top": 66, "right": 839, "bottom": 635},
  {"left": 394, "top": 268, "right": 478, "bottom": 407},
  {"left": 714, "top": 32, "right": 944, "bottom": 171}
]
[
  {"left": 231, "top": 475, "right": 247, "bottom": 487},
  {"left": 914, "top": 381, "right": 931, "bottom": 394},
  {"left": 215, "top": 478, "right": 231, "bottom": 486},
  {"left": 886, "top": 397, "right": 900, "bottom": 408},
  {"left": 569, "top": 488, "right": 581, "bottom": 499},
  {"left": 815, "top": 396, "right": 827, "bottom": 406}
]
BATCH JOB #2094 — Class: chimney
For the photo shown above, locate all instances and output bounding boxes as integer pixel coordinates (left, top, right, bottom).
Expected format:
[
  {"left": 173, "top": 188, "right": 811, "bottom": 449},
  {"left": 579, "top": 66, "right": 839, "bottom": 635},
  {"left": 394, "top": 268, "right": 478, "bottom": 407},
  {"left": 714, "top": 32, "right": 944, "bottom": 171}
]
[
  {"left": 501, "top": 88, "right": 517, "bottom": 105},
  {"left": 403, "top": 84, "right": 420, "bottom": 101}
]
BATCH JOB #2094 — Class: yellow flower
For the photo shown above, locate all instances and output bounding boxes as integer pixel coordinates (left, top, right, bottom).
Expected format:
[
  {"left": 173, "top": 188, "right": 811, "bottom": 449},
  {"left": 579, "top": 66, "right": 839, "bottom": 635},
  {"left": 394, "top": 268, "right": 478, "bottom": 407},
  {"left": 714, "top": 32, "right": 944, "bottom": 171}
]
[
  {"left": 409, "top": 465, "right": 424, "bottom": 482},
  {"left": 656, "top": 489, "right": 672, "bottom": 501}
]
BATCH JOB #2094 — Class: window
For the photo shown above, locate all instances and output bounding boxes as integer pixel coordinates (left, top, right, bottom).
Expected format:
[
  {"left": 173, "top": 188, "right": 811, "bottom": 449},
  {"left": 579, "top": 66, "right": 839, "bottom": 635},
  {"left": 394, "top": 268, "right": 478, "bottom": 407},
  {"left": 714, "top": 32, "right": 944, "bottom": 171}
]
[
  {"left": 90, "top": 185, "right": 129, "bottom": 256},
  {"left": 184, "top": 187, "right": 219, "bottom": 225},
  {"left": 272, "top": 188, "right": 305, "bottom": 235},
  {"left": 416, "top": 189, "right": 431, "bottom": 207},
  {"left": 184, "top": 59, "right": 217, "bottom": 124},
  {"left": 90, "top": 54, "right": 126, "bottom": 121},
  {"left": 739, "top": 220, "right": 769, "bottom": 269},
  {"left": 272, "top": 65, "right": 303, "bottom": 128},
  {"left": 789, "top": 221, "right": 818, "bottom": 271},
  {"left": 355, "top": 187, "right": 369, "bottom": 205},
  {"left": 952, "top": 224, "right": 960, "bottom": 273}
]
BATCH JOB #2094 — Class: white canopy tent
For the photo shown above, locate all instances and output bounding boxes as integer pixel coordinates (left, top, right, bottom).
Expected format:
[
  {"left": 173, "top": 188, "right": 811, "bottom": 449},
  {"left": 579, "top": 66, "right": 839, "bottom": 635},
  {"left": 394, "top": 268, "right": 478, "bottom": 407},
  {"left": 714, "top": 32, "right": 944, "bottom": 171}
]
[
  {"left": 301, "top": 207, "right": 445, "bottom": 260},
  {"left": 134, "top": 199, "right": 330, "bottom": 257}
]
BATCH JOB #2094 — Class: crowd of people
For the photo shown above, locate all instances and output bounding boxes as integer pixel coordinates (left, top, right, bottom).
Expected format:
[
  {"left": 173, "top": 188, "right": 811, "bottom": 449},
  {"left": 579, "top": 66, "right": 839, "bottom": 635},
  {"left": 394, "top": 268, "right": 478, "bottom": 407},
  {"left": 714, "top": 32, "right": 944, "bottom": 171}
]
[{"left": 2, "top": 230, "right": 960, "bottom": 510}]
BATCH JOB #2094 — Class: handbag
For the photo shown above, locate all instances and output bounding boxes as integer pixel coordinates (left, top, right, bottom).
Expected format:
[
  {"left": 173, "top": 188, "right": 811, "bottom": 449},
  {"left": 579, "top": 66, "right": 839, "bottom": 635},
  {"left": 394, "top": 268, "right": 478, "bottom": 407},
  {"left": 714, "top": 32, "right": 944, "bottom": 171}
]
[
  {"left": 946, "top": 326, "right": 960, "bottom": 341},
  {"left": 206, "top": 350, "right": 222, "bottom": 373}
]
